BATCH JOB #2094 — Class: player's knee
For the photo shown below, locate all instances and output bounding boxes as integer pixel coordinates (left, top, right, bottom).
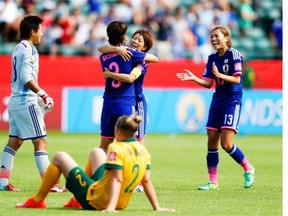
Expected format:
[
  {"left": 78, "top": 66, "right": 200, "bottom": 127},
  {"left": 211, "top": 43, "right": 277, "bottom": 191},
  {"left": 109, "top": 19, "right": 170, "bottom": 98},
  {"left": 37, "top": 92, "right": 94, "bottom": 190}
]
[
  {"left": 53, "top": 151, "right": 69, "bottom": 163},
  {"left": 221, "top": 143, "right": 232, "bottom": 152},
  {"left": 90, "top": 147, "right": 106, "bottom": 159}
]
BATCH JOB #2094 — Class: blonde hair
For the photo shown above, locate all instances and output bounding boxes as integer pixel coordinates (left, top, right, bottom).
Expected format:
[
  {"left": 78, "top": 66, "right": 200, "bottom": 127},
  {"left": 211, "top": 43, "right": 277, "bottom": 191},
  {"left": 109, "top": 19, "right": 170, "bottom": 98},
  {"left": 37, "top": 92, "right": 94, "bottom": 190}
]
[
  {"left": 116, "top": 115, "right": 142, "bottom": 138},
  {"left": 211, "top": 26, "right": 233, "bottom": 48}
]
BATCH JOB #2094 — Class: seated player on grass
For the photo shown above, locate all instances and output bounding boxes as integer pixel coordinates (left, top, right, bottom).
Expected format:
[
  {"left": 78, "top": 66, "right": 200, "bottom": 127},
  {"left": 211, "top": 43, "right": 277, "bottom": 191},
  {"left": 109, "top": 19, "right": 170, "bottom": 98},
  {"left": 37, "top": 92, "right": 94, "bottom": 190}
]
[{"left": 15, "top": 115, "right": 175, "bottom": 213}]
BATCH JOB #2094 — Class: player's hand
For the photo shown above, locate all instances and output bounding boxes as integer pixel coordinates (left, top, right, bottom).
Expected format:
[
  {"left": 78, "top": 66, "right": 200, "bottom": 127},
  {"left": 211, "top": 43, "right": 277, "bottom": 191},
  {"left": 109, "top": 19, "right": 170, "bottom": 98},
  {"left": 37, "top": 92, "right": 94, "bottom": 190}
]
[
  {"left": 103, "top": 67, "right": 112, "bottom": 79},
  {"left": 102, "top": 208, "right": 118, "bottom": 213},
  {"left": 37, "top": 89, "right": 54, "bottom": 112},
  {"left": 176, "top": 69, "right": 196, "bottom": 81},
  {"left": 116, "top": 46, "right": 132, "bottom": 61},
  {"left": 155, "top": 207, "right": 176, "bottom": 212},
  {"left": 212, "top": 63, "right": 221, "bottom": 78}
]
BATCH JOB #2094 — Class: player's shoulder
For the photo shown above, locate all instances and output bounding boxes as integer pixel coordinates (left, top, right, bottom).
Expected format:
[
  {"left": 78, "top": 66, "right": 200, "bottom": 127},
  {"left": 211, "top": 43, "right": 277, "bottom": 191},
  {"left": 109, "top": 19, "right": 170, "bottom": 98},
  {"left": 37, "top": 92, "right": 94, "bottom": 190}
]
[
  {"left": 227, "top": 48, "right": 242, "bottom": 60},
  {"left": 127, "top": 47, "right": 144, "bottom": 54},
  {"left": 208, "top": 50, "right": 218, "bottom": 58},
  {"left": 15, "top": 40, "right": 33, "bottom": 53},
  {"left": 19, "top": 40, "right": 32, "bottom": 49}
]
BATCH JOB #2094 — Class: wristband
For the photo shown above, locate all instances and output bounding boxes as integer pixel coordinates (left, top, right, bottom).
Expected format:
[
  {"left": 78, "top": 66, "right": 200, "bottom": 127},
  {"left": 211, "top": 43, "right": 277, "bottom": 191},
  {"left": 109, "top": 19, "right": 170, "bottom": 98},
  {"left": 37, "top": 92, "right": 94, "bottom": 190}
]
[{"left": 37, "top": 89, "right": 46, "bottom": 97}]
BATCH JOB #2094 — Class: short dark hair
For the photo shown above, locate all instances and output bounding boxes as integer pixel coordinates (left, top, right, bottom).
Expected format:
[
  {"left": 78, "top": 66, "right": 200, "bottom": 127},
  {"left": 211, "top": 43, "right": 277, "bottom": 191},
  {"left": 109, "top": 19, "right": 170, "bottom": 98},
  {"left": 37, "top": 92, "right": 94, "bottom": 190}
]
[
  {"left": 131, "top": 29, "right": 154, "bottom": 52},
  {"left": 106, "top": 21, "right": 127, "bottom": 46},
  {"left": 20, "top": 15, "right": 43, "bottom": 40}
]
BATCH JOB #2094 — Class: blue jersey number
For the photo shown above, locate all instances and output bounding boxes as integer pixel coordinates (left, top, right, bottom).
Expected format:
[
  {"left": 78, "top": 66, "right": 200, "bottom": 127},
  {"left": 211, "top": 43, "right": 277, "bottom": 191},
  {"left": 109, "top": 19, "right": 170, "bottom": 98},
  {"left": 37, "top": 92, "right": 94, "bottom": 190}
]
[{"left": 12, "top": 56, "right": 17, "bottom": 82}]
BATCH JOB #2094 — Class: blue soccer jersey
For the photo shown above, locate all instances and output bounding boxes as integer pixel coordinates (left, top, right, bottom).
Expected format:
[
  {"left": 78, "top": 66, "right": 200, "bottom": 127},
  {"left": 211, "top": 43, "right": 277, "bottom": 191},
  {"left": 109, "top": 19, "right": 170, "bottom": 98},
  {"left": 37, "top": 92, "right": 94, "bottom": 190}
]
[
  {"left": 100, "top": 48, "right": 146, "bottom": 105},
  {"left": 202, "top": 48, "right": 243, "bottom": 107}
]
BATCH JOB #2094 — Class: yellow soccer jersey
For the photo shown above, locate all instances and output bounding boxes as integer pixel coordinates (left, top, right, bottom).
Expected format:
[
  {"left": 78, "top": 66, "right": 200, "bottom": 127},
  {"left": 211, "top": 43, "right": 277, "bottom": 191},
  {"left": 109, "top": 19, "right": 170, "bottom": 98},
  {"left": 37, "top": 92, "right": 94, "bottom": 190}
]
[{"left": 87, "top": 138, "right": 151, "bottom": 210}]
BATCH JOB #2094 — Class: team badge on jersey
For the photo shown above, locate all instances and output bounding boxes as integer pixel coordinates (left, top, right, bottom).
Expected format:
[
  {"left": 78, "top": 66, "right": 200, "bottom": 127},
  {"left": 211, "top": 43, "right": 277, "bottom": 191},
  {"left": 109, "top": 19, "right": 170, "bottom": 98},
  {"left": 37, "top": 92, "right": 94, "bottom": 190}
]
[
  {"left": 29, "top": 57, "right": 35, "bottom": 65},
  {"left": 223, "top": 64, "right": 229, "bottom": 74},
  {"left": 108, "top": 152, "right": 117, "bottom": 161}
]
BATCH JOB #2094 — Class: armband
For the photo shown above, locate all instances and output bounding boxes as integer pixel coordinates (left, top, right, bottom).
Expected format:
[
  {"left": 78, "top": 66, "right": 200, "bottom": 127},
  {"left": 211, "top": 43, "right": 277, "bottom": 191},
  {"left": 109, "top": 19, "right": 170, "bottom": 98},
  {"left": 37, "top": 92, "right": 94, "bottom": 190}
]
[{"left": 130, "top": 67, "right": 141, "bottom": 79}]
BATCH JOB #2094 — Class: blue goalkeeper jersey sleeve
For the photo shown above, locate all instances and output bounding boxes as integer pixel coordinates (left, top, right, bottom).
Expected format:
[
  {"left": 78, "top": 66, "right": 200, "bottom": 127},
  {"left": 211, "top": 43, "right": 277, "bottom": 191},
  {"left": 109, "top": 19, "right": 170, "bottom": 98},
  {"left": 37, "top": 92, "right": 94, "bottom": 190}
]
[
  {"left": 202, "top": 48, "right": 243, "bottom": 107},
  {"left": 100, "top": 48, "right": 146, "bottom": 105}
]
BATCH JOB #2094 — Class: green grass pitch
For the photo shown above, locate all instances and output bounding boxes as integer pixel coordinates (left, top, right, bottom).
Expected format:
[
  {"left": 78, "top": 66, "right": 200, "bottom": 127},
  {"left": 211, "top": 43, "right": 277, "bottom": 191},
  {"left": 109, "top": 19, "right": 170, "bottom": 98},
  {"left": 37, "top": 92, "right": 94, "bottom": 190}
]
[{"left": 0, "top": 131, "right": 282, "bottom": 216}]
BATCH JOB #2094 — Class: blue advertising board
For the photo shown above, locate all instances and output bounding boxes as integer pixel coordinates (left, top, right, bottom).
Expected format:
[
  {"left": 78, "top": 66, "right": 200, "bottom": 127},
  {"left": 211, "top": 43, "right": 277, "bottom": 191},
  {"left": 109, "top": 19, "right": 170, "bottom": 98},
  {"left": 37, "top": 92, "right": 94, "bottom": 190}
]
[{"left": 62, "top": 87, "right": 282, "bottom": 134}]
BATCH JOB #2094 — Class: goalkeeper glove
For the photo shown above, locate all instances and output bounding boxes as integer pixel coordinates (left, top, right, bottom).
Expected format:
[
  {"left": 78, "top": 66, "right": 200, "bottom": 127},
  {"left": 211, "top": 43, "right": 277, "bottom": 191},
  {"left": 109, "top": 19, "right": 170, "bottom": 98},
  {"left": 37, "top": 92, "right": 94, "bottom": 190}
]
[{"left": 37, "top": 89, "right": 54, "bottom": 112}]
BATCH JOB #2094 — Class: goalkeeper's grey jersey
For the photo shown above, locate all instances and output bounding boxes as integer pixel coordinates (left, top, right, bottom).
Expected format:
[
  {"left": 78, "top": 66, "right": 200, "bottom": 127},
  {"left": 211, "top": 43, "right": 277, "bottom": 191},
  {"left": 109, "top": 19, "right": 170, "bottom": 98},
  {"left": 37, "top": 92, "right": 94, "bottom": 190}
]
[{"left": 8, "top": 40, "right": 39, "bottom": 111}]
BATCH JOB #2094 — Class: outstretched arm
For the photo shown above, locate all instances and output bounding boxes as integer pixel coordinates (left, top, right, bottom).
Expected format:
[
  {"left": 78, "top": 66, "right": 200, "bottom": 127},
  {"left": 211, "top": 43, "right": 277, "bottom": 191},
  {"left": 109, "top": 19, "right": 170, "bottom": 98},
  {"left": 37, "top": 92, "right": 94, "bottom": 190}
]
[
  {"left": 142, "top": 170, "right": 175, "bottom": 212},
  {"left": 176, "top": 69, "right": 213, "bottom": 88}
]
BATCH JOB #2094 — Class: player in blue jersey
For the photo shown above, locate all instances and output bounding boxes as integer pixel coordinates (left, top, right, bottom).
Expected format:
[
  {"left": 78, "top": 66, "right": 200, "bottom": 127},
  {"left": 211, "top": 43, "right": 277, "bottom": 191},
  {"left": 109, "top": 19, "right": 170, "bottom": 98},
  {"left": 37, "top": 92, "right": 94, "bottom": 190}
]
[
  {"left": 177, "top": 26, "right": 255, "bottom": 190},
  {"left": 0, "top": 15, "right": 65, "bottom": 192},
  {"left": 99, "top": 21, "right": 157, "bottom": 151},
  {"left": 99, "top": 29, "right": 156, "bottom": 145},
  {"left": 99, "top": 29, "right": 157, "bottom": 193}
]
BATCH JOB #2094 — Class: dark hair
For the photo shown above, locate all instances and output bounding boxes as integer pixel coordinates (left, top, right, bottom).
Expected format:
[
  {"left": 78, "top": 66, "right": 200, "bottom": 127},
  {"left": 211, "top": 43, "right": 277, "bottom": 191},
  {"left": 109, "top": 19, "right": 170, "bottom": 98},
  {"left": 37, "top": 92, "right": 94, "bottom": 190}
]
[
  {"left": 211, "top": 26, "right": 233, "bottom": 48},
  {"left": 106, "top": 21, "right": 127, "bottom": 46},
  {"left": 20, "top": 15, "right": 43, "bottom": 40},
  {"left": 115, "top": 115, "right": 142, "bottom": 137},
  {"left": 131, "top": 29, "right": 154, "bottom": 52}
]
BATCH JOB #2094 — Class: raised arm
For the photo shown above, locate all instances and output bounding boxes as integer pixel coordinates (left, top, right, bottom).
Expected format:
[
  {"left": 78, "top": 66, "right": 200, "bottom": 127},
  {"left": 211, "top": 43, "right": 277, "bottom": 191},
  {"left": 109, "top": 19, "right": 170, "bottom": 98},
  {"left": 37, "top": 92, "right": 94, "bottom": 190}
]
[
  {"left": 176, "top": 69, "right": 213, "bottom": 89},
  {"left": 142, "top": 170, "right": 175, "bottom": 212}
]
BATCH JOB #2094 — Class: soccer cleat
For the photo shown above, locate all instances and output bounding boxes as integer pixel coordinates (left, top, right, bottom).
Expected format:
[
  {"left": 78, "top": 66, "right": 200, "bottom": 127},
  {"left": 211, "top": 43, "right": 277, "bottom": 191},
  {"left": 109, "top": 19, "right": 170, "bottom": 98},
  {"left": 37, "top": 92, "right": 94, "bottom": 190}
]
[
  {"left": 0, "top": 183, "right": 21, "bottom": 192},
  {"left": 63, "top": 197, "right": 82, "bottom": 209},
  {"left": 198, "top": 183, "right": 220, "bottom": 191},
  {"left": 134, "top": 185, "right": 144, "bottom": 193},
  {"left": 15, "top": 197, "right": 46, "bottom": 208},
  {"left": 50, "top": 185, "right": 67, "bottom": 192},
  {"left": 244, "top": 166, "right": 255, "bottom": 189}
]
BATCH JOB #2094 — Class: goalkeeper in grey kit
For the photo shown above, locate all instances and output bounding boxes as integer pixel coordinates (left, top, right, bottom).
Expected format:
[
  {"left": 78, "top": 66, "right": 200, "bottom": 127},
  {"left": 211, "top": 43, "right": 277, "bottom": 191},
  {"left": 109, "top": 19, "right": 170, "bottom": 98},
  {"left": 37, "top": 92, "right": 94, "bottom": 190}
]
[{"left": 0, "top": 15, "right": 64, "bottom": 192}]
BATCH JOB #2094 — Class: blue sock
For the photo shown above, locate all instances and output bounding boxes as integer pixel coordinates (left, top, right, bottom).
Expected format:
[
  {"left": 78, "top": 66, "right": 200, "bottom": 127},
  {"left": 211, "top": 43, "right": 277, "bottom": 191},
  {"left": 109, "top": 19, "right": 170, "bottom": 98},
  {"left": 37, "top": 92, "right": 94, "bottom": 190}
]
[
  {"left": 228, "top": 144, "right": 244, "bottom": 164},
  {"left": 207, "top": 149, "right": 219, "bottom": 167},
  {"left": 207, "top": 149, "right": 219, "bottom": 184}
]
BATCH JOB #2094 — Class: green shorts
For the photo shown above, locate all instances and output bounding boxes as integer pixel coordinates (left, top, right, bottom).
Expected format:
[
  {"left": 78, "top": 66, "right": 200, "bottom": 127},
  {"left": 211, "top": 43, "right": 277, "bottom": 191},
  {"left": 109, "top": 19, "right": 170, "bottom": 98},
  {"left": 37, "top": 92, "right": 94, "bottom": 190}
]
[{"left": 66, "top": 165, "right": 104, "bottom": 210}]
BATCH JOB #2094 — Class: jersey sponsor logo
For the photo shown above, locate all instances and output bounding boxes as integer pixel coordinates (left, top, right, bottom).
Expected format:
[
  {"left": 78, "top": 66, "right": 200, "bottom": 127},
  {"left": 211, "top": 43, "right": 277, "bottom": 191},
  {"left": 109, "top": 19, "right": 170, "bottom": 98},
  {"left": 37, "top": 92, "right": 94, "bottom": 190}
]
[{"left": 108, "top": 151, "right": 117, "bottom": 161}]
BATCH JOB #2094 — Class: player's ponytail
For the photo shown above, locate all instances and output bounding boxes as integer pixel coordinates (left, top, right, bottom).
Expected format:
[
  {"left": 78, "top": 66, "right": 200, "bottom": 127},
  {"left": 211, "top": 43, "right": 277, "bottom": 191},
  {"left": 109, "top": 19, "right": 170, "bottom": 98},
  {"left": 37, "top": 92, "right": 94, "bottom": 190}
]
[{"left": 116, "top": 115, "right": 142, "bottom": 138}]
